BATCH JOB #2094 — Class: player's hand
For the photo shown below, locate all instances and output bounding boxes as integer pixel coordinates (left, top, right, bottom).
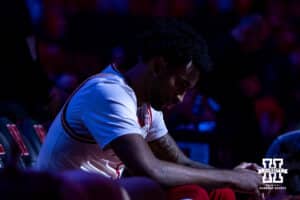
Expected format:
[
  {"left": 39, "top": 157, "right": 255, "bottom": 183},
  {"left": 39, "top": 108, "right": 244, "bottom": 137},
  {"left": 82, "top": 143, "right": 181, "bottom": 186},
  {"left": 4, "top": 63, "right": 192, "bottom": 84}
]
[
  {"left": 234, "top": 162, "right": 262, "bottom": 172},
  {"left": 234, "top": 163, "right": 268, "bottom": 199},
  {"left": 230, "top": 168, "right": 264, "bottom": 200}
]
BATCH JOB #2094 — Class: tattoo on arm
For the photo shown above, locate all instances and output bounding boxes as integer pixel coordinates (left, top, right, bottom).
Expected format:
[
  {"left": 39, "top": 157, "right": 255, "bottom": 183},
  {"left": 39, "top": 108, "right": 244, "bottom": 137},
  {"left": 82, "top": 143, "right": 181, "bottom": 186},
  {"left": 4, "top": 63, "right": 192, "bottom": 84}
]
[
  {"left": 148, "top": 134, "right": 214, "bottom": 169},
  {"left": 148, "top": 134, "right": 187, "bottom": 163}
]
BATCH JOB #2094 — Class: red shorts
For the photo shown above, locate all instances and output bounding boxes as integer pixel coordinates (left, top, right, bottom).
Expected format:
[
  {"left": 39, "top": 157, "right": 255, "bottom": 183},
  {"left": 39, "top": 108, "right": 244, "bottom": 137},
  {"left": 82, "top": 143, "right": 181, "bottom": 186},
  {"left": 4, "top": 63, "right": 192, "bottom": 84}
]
[{"left": 167, "top": 184, "right": 236, "bottom": 200}]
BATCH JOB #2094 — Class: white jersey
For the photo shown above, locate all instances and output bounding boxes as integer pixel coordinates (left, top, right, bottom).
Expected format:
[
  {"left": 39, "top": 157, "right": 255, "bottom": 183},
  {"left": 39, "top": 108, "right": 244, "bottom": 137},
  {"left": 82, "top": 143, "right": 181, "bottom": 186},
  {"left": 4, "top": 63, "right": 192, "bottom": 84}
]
[
  {"left": 36, "top": 73, "right": 168, "bottom": 179},
  {"left": 101, "top": 64, "right": 123, "bottom": 77}
]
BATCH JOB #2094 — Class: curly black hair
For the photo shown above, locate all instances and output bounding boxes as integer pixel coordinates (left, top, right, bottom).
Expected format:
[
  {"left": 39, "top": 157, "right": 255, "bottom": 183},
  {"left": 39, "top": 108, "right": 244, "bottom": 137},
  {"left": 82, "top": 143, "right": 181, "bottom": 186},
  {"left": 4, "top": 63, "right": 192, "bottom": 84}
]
[{"left": 136, "top": 18, "right": 212, "bottom": 74}]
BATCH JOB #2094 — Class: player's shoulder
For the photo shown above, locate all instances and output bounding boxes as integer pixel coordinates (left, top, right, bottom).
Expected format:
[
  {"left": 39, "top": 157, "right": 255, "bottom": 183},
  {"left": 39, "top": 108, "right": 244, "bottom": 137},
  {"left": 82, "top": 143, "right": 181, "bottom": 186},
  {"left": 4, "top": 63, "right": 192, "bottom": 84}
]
[
  {"left": 81, "top": 73, "right": 126, "bottom": 90},
  {"left": 85, "top": 73, "right": 136, "bottom": 101}
]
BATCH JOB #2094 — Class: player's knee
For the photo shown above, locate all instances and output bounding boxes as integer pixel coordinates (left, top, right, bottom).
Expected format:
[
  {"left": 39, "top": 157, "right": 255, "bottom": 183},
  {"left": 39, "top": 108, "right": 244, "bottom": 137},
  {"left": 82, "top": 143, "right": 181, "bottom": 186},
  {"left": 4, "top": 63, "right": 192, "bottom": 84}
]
[
  {"left": 167, "top": 184, "right": 209, "bottom": 200},
  {"left": 210, "top": 188, "right": 236, "bottom": 200}
]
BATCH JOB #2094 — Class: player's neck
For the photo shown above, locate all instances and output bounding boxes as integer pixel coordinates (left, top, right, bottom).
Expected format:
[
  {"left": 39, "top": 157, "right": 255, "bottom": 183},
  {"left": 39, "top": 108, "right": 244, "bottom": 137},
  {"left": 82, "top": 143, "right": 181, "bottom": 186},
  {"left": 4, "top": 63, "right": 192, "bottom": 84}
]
[{"left": 124, "top": 63, "right": 150, "bottom": 106}]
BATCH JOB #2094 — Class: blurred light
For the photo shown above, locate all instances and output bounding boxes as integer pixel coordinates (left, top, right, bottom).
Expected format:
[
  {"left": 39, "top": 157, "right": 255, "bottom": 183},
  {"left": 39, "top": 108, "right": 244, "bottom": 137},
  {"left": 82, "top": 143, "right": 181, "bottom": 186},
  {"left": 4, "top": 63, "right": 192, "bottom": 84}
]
[{"left": 198, "top": 121, "right": 216, "bottom": 132}]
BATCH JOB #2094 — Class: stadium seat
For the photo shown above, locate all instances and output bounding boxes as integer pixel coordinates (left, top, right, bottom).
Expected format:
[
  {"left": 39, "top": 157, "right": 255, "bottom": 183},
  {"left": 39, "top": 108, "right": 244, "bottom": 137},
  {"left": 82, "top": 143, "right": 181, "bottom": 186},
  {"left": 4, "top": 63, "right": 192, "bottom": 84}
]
[
  {"left": 0, "top": 117, "right": 38, "bottom": 169},
  {"left": 19, "top": 118, "right": 47, "bottom": 154},
  {"left": 0, "top": 131, "right": 9, "bottom": 169}
]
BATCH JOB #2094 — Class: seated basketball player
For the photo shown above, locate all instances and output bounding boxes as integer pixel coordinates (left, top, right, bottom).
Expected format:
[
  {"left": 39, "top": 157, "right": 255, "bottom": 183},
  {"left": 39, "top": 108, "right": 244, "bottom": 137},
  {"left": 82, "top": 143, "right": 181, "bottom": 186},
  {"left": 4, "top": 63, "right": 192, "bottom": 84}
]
[{"left": 36, "top": 19, "right": 264, "bottom": 200}]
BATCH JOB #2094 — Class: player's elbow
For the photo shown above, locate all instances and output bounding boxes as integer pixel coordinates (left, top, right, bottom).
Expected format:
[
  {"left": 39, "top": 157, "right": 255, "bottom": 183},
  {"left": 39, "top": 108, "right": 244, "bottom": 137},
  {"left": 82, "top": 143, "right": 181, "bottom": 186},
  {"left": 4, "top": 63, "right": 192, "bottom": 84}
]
[
  {"left": 145, "top": 160, "right": 171, "bottom": 187},
  {"left": 127, "top": 159, "right": 168, "bottom": 186}
]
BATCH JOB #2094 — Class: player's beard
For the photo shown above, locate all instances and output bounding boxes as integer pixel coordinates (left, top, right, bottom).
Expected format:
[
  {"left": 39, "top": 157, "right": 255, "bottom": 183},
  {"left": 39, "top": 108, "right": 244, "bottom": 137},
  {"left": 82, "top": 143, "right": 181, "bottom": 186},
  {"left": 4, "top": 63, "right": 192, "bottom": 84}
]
[{"left": 149, "top": 81, "right": 166, "bottom": 111}]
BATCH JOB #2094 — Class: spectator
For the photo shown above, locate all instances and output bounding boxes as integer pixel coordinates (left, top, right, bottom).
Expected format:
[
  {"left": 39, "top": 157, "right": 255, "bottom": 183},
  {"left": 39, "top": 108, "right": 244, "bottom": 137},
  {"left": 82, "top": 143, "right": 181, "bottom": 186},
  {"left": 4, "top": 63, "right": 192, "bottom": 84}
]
[{"left": 266, "top": 130, "right": 300, "bottom": 197}]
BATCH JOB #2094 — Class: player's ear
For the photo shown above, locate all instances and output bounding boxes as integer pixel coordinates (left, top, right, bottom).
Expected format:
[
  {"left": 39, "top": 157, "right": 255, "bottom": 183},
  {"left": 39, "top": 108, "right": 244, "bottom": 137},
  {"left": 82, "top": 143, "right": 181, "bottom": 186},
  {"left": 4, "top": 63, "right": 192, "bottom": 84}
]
[{"left": 150, "top": 56, "right": 167, "bottom": 77}]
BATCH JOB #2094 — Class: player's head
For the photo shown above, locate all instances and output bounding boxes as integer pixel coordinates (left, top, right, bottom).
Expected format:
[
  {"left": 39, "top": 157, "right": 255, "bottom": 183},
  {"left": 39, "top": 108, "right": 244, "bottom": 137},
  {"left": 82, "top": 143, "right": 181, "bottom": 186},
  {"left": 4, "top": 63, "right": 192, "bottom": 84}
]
[{"left": 138, "top": 18, "right": 212, "bottom": 110}]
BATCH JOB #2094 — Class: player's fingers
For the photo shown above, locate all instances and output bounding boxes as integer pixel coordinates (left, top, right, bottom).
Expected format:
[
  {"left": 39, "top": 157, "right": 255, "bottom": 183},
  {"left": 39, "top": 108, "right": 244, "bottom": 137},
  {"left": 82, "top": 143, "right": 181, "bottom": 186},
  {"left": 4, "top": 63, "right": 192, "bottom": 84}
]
[
  {"left": 261, "top": 192, "right": 265, "bottom": 200},
  {"left": 251, "top": 163, "right": 263, "bottom": 171},
  {"left": 254, "top": 188, "right": 263, "bottom": 200}
]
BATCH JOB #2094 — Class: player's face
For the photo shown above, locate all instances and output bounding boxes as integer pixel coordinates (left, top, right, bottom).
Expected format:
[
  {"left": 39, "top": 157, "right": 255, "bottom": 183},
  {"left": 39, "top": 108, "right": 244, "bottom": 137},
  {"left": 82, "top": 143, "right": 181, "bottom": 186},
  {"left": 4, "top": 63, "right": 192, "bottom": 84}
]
[{"left": 149, "top": 60, "right": 199, "bottom": 110}]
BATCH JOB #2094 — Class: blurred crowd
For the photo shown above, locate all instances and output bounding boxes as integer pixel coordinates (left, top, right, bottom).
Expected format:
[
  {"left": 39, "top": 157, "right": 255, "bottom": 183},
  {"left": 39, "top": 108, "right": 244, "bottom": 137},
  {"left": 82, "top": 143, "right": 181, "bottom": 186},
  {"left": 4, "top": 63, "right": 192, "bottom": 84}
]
[{"left": 1, "top": 0, "right": 300, "bottom": 199}]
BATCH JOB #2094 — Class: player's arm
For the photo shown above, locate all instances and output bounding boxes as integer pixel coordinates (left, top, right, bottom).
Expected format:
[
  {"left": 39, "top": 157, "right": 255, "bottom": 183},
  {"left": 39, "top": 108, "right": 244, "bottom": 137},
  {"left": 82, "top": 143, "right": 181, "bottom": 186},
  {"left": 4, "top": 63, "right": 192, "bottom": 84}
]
[
  {"left": 148, "top": 134, "right": 213, "bottom": 169},
  {"left": 110, "top": 134, "right": 262, "bottom": 197}
]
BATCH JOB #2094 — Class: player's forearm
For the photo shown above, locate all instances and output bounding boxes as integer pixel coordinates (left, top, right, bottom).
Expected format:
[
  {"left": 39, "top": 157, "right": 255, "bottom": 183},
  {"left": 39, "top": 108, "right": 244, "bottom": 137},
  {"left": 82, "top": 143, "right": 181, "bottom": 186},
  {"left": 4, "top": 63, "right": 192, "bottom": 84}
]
[
  {"left": 151, "top": 159, "right": 234, "bottom": 188},
  {"left": 181, "top": 158, "right": 215, "bottom": 169},
  {"left": 112, "top": 135, "right": 234, "bottom": 188},
  {"left": 149, "top": 134, "right": 214, "bottom": 170}
]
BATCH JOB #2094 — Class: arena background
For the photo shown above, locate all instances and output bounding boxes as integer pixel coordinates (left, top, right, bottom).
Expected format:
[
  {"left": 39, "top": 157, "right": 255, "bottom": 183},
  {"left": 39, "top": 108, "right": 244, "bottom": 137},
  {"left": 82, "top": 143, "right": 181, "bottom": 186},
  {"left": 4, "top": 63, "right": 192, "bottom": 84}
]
[{"left": 0, "top": 0, "right": 299, "bottom": 192}]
